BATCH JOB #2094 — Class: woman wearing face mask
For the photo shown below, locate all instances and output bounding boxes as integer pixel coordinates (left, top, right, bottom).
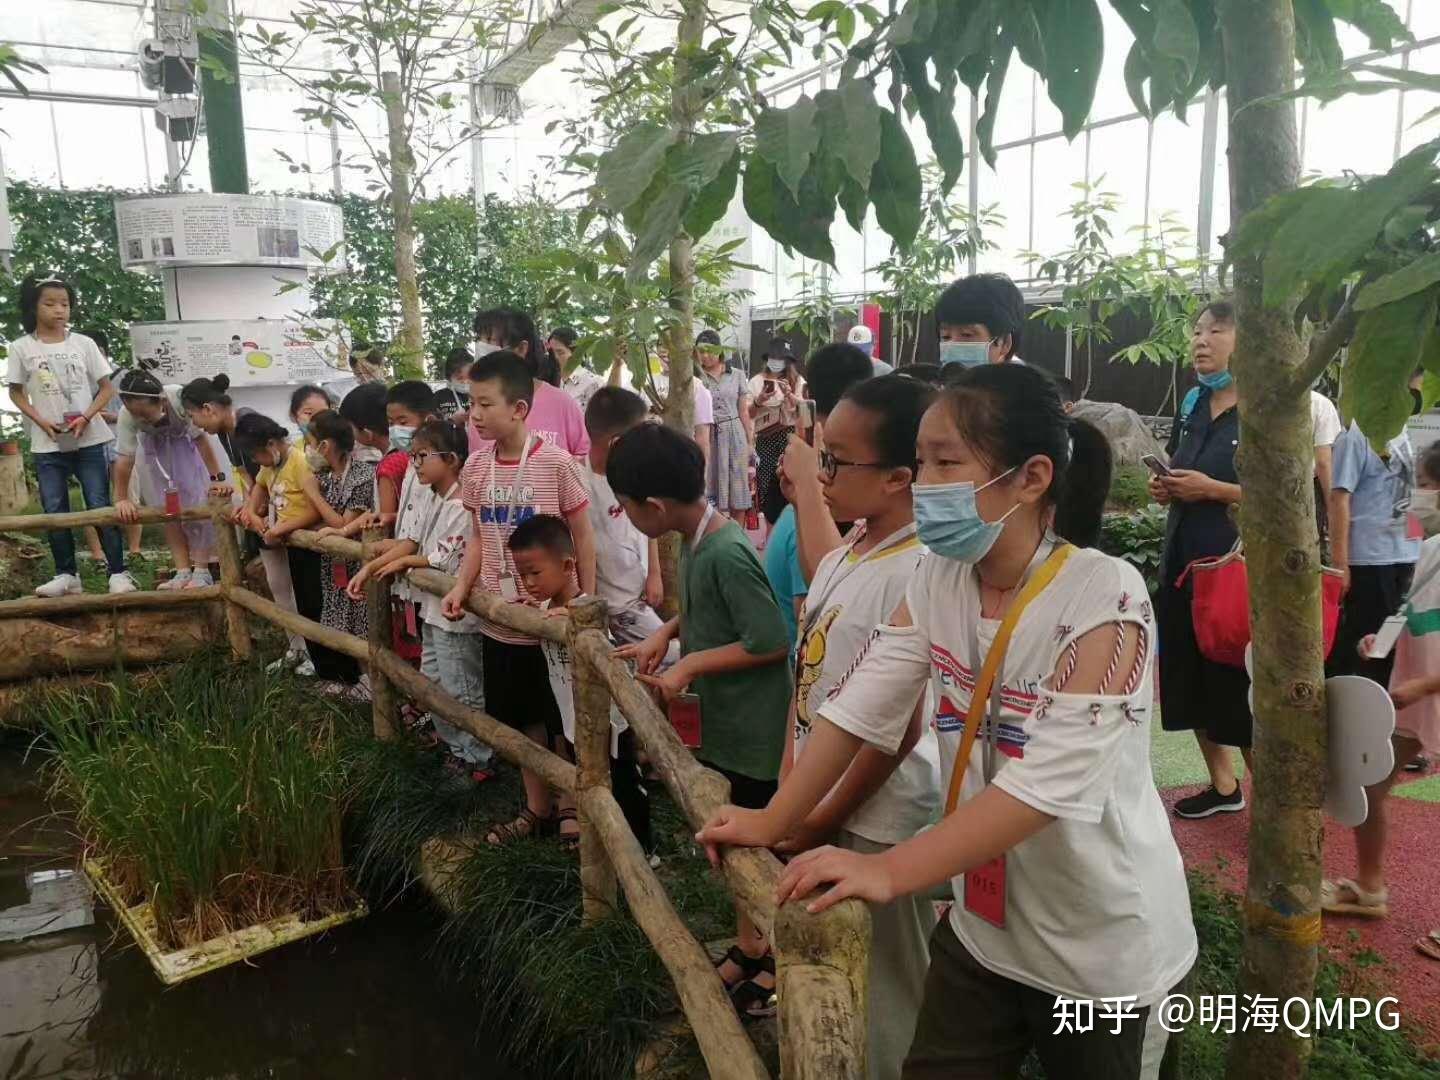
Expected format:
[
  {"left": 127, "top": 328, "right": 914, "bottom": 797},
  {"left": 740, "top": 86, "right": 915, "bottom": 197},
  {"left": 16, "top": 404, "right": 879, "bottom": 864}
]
[
  {"left": 290, "top": 385, "right": 332, "bottom": 474},
  {"left": 697, "top": 331, "right": 755, "bottom": 521},
  {"left": 113, "top": 369, "right": 227, "bottom": 590},
  {"left": 749, "top": 338, "right": 806, "bottom": 514},
  {"left": 764, "top": 362, "right": 1195, "bottom": 1076},
  {"left": 1150, "top": 301, "right": 1252, "bottom": 821},
  {"left": 435, "top": 347, "right": 473, "bottom": 423},
  {"left": 1322, "top": 440, "right": 1440, "bottom": 958}
]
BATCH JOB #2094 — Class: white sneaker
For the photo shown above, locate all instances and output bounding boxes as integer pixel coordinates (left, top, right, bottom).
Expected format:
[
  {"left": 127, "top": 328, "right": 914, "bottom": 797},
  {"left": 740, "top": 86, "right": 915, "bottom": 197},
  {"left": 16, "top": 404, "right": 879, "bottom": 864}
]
[
  {"left": 157, "top": 569, "right": 192, "bottom": 591},
  {"left": 185, "top": 569, "right": 214, "bottom": 588},
  {"left": 294, "top": 657, "right": 316, "bottom": 677},
  {"left": 35, "top": 574, "right": 83, "bottom": 598},
  {"left": 107, "top": 572, "right": 139, "bottom": 594}
]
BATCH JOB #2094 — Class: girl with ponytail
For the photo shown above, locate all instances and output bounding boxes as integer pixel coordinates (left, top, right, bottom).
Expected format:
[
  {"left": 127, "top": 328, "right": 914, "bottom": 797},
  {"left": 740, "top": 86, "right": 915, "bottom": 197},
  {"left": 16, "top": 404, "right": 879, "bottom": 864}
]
[
  {"left": 754, "top": 363, "right": 1196, "bottom": 1074},
  {"left": 181, "top": 373, "right": 259, "bottom": 493}
]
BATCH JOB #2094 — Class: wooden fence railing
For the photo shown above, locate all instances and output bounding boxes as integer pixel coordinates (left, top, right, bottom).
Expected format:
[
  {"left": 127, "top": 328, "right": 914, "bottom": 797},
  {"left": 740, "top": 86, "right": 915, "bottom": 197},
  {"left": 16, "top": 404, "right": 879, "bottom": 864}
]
[{"left": 0, "top": 498, "right": 871, "bottom": 1080}]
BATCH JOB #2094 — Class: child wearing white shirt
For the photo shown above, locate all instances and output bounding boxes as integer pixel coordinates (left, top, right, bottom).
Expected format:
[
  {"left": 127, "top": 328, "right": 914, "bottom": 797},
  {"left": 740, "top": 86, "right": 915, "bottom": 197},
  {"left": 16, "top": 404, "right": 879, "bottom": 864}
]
[{"left": 348, "top": 421, "right": 493, "bottom": 778}]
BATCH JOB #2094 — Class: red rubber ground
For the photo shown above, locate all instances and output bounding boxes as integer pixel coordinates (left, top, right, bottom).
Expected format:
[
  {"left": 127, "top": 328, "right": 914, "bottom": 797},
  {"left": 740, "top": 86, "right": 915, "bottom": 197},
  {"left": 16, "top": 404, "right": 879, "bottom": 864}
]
[{"left": 1163, "top": 786, "right": 1440, "bottom": 1052}]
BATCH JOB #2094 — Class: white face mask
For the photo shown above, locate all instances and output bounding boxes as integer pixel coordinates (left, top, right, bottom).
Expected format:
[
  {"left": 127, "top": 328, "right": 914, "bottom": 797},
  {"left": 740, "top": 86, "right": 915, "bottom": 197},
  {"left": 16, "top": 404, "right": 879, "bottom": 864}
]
[
  {"left": 1411, "top": 487, "right": 1440, "bottom": 536},
  {"left": 765, "top": 359, "right": 787, "bottom": 375}
]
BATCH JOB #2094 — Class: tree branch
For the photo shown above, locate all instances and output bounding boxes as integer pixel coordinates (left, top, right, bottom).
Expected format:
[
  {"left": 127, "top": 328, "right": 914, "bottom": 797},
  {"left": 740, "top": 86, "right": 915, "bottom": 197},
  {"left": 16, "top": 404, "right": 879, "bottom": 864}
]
[{"left": 1291, "top": 289, "right": 1360, "bottom": 394}]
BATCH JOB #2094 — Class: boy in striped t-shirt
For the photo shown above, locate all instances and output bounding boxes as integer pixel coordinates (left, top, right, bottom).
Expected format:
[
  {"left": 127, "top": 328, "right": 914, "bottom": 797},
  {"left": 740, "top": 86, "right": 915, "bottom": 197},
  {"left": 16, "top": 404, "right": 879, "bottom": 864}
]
[{"left": 442, "top": 350, "right": 596, "bottom": 844}]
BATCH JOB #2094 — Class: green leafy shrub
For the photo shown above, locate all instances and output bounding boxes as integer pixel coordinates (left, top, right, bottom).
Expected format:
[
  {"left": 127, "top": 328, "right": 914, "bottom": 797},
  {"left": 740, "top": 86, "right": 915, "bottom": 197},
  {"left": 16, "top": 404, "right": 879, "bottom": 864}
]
[
  {"left": 41, "top": 653, "right": 361, "bottom": 948},
  {"left": 1097, "top": 506, "right": 1167, "bottom": 591},
  {"left": 1108, "top": 464, "right": 1154, "bottom": 512}
]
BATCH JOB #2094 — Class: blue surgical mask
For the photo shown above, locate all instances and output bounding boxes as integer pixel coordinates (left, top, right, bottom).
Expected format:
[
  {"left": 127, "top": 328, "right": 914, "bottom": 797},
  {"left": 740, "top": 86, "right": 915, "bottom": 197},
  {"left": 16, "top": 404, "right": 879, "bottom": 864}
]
[
  {"left": 298, "top": 420, "right": 312, "bottom": 437},
  {"left": 940, "top": 341, "right": 991, "bottom": 368},
  {"left": 389, "top": 425, "right": 416, "bottom": 451},
  {"left": 912, "top": 468, "right": 1018, "bottom": 563},
  {"left": 1197, "top": 369, "right": 1233, "bottom": 390}
]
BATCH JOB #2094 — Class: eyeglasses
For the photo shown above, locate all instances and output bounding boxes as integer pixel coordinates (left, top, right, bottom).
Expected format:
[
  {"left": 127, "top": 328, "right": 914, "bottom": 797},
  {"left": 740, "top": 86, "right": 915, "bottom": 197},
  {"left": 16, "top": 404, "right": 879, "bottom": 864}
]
[
  {"left": 408, "top": 450, "right": 455, "bottom": 466},
  {"left": 818, "top": 449, "right": 889, "bottom": 482}
]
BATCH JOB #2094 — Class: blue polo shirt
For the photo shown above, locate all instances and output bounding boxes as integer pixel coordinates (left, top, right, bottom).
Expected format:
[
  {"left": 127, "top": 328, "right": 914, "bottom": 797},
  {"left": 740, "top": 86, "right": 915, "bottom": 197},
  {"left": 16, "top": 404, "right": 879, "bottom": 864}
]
[
  {"left": 1331, "top": 422, "right": 1420, "bottom": 567},
  {"left": 763, "top": 505, "right": 807, "bottom": 657}
]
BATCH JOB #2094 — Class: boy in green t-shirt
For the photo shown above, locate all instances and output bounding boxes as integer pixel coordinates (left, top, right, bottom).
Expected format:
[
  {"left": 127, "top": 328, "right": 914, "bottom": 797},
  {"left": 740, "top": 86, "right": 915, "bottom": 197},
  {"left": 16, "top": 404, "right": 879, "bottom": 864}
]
[{"left": 610, "top": 421, "right": 791, "bottom": 1019}]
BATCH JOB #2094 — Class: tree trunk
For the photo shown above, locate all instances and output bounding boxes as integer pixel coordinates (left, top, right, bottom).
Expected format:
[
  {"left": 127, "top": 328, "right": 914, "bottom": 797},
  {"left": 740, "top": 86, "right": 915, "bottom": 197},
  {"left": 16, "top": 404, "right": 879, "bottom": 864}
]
[
  {"left": 198, "top": 0, "right": 249, "bottom": 194},
  {"left": 0, "top": 608, "right": 217, "bottom": 680},
  {"left": 382, "top": 70, "right": 424, "bottom": 375},
  {"left": 1218, "top": 4, "right": 1325, "bottom": 1077}
]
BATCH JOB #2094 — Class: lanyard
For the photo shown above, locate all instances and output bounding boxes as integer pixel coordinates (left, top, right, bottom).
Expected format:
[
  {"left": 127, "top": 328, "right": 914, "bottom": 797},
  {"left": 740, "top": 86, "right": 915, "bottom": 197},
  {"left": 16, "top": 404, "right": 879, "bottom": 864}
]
[
  {"left": 487, "top": 435, "right": 536, "bottom": 533},
  {"left": 800, "top": 522, "right": 918, "bottom": 637},
  {"left": 689, "top": 502, "right": 717, "bottom": 551},
  {"left": 417, "top": 482, "right": 460, "bottom": 550},
  {"left": 950, "top": 538, "right": 1073, "bottom": 810}
]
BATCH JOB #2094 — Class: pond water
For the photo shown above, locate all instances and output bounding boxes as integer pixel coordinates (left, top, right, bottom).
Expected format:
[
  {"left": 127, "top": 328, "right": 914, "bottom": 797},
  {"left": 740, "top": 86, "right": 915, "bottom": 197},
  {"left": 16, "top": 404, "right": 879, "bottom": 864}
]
[{"left": 0, "top": 733, "right": 529, "bottom": 1080}]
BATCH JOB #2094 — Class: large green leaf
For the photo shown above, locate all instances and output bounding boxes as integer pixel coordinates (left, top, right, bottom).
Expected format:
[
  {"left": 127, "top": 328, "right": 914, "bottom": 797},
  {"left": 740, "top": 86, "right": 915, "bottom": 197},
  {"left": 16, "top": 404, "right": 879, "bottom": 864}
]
[
  {"left": 1041, "top": 0, "right": 1104, "bottom": 139},
  {"left": 742, "top": 153, "right": 836, "bottom": 264},
  {"left": 755, "top": 96, "right": 821, "bottom": 198},
  {"left": 1153, "top": 0, "right": 1200, "bottom": 82},
  {"left": 626, "top": 181, "right": 690, "bottom": 285},
  {"left": 869, "top": 108, "right": 923, "bottom": 251},
  {"left": 1356, "top": 252, "right": 1440, "bottom": 312},
  {"left": 815, "top": 81, "right": 883, "bottom": 193},
  {"left": 595, "top": 122, "right": 678, "bottom": 212},
  {"left": 897, "top": 45, "right": 965, "bottom": 190},
  {"left": 1261, "top": 141, "right": 1440, "bottom": 306},
  {"left": 669, "top": 132, "right": 739, "bottom": 192},
  {"left": 683, "top": 147, "right": 741, "bottom": 242},
  {"left": 1328, "top": 0, "right": 1411, "bottom": 52},
  {"left": 1421, "top": 325, "right": 1440, "bottom": 409},
  {"left": 1341, "top": 286, "right": 1439, "bottom": 449},
  {"left": 977, "top": 40, "right": 1012, "bottom": 167},
  {"left": 1294, "top": 0, "right": 1343, "bottom": 73}
]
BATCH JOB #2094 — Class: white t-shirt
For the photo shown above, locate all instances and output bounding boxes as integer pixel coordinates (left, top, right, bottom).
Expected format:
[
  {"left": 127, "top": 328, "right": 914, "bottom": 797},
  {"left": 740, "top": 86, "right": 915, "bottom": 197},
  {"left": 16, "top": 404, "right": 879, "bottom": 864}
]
[
  {"left": 820, "top": 543, "right": 1196, "bottom": 1005},
  {"left": 394, "top": 466, "right": 439, "bottom": 603},
  {"left": 5, "top": 332, "right": 114, "bottom": 454},
  {"left": 563, "top": 366, "right": 605, "bottom": 412},
  {"left": 794, "top": 523, "right": 939, "bottom": 845},
  {"left": 540, "top": 602, "right": 629, "bottom": 753},
  {"left": 748, "top": 373, "right": 807, "bottom": 430},
  {"left": 646, "top": 373, "right": 716, "bottom": 427},
  {"left": 583, "top": 467, "right": 651, "bottom": 613},
  {"left": 417, "top": 488, "right": 481, "bottom": 632},
  {"left": 1311, "top": 391, "right": 1341, "bottom": 448},
  {"left": 114, "top": 386, "right": 204, "bottom": 456}
]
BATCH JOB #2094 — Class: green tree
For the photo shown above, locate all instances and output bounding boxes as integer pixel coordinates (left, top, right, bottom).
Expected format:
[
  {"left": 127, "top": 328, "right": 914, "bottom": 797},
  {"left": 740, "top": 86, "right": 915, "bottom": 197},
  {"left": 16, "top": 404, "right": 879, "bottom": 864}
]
[
  {"left": 0, "top": 183, "right": 166, "bottom": 363},
  {"left": 224, "top": 0, "right": 514, "bottom": 372},
  {"left": 571, "top": 3, "right": 1415, "bottom": 1077}
]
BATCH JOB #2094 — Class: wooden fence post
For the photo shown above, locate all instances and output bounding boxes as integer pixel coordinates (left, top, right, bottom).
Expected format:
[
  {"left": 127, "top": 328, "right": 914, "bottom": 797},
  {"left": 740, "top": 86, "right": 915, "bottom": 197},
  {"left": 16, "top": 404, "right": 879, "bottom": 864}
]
[
  {"left": 569, "top": 595, "right": 617, "bottom": 922},
  {"left": 773, "top": 893, "right": 871, "bottom": 1080},
  {"left": 209, "top": 495, "right": 251, "bottom": 660},
  {"left": 362, "top": 526, "right": 398, "bottom": 739}
]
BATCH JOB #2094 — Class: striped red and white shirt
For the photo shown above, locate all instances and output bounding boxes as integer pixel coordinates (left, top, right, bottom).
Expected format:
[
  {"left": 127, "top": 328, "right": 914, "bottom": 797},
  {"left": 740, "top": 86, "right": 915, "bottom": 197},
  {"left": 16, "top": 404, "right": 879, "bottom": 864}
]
[{"left": 460, "top": 433, "right": 589, "bottom": 644}]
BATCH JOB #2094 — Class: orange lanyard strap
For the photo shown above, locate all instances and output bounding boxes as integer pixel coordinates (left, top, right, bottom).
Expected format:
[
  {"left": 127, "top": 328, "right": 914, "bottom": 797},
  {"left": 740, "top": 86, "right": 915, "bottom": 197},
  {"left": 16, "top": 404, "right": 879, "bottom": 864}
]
[{"left": 944, "top": 544, "right": 1075, "bottom": 815}]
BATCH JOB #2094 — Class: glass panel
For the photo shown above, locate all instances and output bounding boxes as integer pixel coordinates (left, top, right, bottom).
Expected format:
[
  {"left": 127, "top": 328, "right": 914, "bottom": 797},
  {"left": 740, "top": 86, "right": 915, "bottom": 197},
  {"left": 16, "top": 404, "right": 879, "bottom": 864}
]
[
  {"left": 1029, "top": 134, "right": 1092, "bottom": 268},
  {"left": 1086, "top": 120, "right": 1152, "bottom": 248},
  {"left": 1305, "top": 91, "right": 1399, "bottom": 178},
  {"left": 973, "top": 144, "right": 1033, "bottom": 280},
  {"left": 1146, "top": 110, "right": 1205, "bottom": 255}
]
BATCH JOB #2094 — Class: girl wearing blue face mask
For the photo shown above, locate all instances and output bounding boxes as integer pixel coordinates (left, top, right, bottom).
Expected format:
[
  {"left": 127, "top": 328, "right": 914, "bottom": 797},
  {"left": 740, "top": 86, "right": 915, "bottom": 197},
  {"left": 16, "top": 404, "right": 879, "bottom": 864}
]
[
  {"left": 1152, "top": 301, "right": 1252, "bottom": 822},
  {"left": 764, "top": 362, "right": 1196, "bottom": 1076}
]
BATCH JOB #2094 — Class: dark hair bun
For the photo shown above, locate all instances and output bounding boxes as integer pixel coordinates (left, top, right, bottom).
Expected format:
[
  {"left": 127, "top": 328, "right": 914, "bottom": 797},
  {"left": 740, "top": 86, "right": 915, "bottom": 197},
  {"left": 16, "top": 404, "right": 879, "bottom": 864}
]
[{"left": 212, "top": 373, "right": 230, "bottom": 393}]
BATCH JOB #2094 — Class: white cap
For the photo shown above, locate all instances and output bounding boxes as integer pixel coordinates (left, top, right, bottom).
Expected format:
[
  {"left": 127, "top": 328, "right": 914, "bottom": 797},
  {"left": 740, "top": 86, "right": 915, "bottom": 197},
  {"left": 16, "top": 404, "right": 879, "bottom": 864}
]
[{"left": 847, "top": 324, "right": 873, "bottom": 346}]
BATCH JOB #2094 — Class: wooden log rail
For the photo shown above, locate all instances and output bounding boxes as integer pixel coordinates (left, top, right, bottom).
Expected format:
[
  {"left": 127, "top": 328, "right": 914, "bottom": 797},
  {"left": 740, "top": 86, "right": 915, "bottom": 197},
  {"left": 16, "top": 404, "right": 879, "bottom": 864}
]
[{"left": 4, "top": 503, "right": 869, "bottom": 1079}]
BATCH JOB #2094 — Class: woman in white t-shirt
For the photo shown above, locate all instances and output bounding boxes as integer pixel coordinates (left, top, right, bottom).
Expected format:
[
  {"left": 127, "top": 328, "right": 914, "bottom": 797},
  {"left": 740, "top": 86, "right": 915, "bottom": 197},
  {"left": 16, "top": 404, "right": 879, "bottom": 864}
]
[{"left": 774, "top": 363, "right": 1196, "bottom": 1079}]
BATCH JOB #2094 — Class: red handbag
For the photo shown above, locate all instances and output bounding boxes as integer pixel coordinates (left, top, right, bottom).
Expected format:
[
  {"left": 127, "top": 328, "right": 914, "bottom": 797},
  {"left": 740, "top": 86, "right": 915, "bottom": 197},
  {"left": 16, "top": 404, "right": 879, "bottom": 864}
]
[{"left": 1174, "top": 543, "right": 1344, "bottom": 668}]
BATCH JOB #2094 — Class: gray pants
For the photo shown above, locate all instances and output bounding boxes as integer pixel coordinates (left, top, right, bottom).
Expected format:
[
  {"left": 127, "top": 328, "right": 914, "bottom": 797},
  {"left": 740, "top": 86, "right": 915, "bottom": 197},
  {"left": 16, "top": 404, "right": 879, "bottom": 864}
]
[
  {"left": 420, "top": 622, "right": 493, "bottom": 766},
  {"left": 837, "top": 829, "right": 936, "bottom": 1080}
]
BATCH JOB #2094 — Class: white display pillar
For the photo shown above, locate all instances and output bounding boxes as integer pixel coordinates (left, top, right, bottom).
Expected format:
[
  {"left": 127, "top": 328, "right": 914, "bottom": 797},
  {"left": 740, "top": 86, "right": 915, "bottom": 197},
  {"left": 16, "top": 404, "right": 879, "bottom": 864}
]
[{"left": 115, "top": 194, "right": 352, "bottom": 431}]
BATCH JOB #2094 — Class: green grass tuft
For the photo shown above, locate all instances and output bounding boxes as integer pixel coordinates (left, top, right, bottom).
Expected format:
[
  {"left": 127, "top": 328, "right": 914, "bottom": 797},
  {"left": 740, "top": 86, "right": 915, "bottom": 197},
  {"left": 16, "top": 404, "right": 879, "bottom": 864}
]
[{"left": 40, "top": 652, "right": 364, "bottom": 948}]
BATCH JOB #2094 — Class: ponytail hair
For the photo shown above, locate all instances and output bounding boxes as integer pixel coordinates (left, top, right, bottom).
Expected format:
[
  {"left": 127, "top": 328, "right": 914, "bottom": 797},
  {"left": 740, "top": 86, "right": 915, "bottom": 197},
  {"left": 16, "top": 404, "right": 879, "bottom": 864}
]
[
  {"left": 940, "top": 363, "right": 1112, "bottom": 547},
  {"left": 180, "top": 372, "right": 232, "bottom": 410},
  {"left": 1055, "top": 416, "right": 1112, "bottom": 548}
]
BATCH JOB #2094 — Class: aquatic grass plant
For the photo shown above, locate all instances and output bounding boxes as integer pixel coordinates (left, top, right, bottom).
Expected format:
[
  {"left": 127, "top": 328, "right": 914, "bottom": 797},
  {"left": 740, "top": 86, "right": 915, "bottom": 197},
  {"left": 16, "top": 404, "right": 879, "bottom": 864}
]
[{"left": 40, "top": 653, "right": 362, "bottom": 949}]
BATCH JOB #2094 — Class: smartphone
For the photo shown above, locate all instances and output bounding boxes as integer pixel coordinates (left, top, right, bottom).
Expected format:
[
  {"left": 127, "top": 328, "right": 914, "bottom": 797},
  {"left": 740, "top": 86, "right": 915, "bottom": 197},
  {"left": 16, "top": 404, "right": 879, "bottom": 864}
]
[
  {"left": 668, "top": 693, "right": 702, "bottom": 749},
  {"left": 797, "top": 399, "right": 817, "bottom": 445},
  {"left": 1141, "top": 454, "right": 1172, "bottom": 478}
]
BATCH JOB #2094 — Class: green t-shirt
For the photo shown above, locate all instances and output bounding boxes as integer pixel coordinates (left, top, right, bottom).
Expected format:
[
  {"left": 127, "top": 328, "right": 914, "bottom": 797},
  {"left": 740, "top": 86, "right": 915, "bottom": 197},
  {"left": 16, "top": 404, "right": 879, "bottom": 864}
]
[{"left": 680, "top": 519, "right": 792, "bottom": 781}]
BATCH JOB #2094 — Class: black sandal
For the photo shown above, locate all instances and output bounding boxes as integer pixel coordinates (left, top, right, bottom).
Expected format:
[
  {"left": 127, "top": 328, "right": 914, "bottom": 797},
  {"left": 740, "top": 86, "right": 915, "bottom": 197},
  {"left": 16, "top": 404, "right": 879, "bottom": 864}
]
[
  {"left": 485, "top": 806, "right": 554, "bottom": 846},
  {"left": 557, "top": 807, "right": 581, "bottom": 852},
  {"left": 713, "top": 945, "right": 770, "bottom": 993},
  {"left": 730, "top": 968, "right": 777, "bottom": 1021}
]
